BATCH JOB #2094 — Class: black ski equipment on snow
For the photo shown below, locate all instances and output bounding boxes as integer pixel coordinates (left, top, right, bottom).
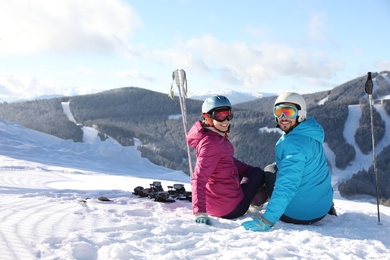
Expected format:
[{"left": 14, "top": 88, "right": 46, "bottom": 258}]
[{"left": 133, "top": 181, "right": 192, "bottom": 203}]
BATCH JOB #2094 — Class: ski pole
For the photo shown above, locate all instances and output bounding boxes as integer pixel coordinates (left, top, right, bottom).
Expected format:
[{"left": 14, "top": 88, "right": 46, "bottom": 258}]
[
  {"left": 170, "top": 69, "right": 194, "bottom": 177},
  {"left": 364, "top": 71, "right": 381, "bottom": 224}
]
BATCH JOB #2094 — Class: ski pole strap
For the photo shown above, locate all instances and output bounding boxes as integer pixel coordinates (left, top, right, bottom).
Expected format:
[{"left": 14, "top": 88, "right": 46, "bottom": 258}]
[{"left": 260, "top": 215, "right": 274, "bottom": 227}]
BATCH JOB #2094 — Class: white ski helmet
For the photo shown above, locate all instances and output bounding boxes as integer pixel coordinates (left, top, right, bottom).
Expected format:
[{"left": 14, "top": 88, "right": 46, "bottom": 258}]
[
  {"left": 274, "top": 92, "right": 307, "bottom": 122},
  {"left": 202, "top": 95, "right": 232, "bottom": 114}
]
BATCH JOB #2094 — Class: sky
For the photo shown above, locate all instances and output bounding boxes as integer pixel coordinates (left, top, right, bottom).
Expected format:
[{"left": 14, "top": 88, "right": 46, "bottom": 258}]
[
  {"left": 1, "top": 101, "right": 390, "bottom": 259},
  {"left": 0, "top": 0, "right": 390, "bottom": 102}
]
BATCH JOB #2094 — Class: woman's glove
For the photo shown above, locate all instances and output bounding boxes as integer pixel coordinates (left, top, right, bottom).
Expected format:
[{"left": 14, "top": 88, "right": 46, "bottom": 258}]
[
  {"left": 241, "top": 218, "right": 272, "bottom": 232},
  {"left": 195, "top": 213, "right": 211, "bottom": 225}
]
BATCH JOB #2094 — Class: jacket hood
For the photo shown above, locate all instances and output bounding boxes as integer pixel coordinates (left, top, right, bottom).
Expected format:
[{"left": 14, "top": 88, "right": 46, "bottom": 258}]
[
  {"left": 289, "top": 117, "right": 324, "bottom": 143},
  {"left": 187, "top": 121, "right": 207, "bottom": 148}
]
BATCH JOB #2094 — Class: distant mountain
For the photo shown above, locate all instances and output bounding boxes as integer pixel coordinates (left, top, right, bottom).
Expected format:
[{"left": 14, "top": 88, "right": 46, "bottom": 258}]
[
  {"left": 35, "top": 94, "right": 67, "bottom": 100},
  {"left": 188, "top": 89, "right": 276, "bottom": 105},
  {"left": 0, "top": 72, "right": 390, "bottom": 202}
]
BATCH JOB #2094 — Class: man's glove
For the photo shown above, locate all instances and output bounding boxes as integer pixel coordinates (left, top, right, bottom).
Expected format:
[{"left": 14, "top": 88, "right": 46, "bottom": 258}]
[
  {"left": 195, "top": 213, "right": 211, "bottom": 225},
  {"left": 241, "top": 218, "right": 272, "bottom": 232}
]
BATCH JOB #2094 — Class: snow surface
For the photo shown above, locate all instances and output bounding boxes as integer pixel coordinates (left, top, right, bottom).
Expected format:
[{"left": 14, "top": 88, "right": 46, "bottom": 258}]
[{"left": 0, "top": 101, "right": 390, "bottom": 259}]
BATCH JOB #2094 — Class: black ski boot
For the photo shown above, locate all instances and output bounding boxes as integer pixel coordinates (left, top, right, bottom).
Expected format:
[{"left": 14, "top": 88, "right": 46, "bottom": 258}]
[
  {"left": 148, "top": 181, "right": 164, "bottom": 199},
  {"left": 155, "top": 192, "right": 175, "bottom": 203},
  {"left": 133, "top": 186, "right": 146, "bottom": 196},
  {"left": 167, "top": 184, "right": 192, "bottom": 201}
]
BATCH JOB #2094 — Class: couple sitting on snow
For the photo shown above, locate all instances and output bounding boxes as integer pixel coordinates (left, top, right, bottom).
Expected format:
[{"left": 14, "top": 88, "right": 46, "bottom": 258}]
[{"left": 186, "top": 92, "right": 337, "bottom": 232}]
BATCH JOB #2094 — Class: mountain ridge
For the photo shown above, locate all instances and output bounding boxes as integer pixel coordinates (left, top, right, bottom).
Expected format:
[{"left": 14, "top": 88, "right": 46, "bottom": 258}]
[
  {"left": 0, "top": 72, "right": 390, "bottom": 201},
  {"left": 187, "top": 89, "right": 276, "bottom": 105}
]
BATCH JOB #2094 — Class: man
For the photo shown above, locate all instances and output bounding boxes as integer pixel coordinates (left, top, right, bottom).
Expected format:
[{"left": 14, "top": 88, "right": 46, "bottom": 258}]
[{"left": 242, "top": 92, "right": 336, "bottom": 232}]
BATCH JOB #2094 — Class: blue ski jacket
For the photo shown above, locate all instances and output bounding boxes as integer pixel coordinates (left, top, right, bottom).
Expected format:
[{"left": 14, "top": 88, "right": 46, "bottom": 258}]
[{"left": 263, "top": 117, "right": 333, "bottom": 224}]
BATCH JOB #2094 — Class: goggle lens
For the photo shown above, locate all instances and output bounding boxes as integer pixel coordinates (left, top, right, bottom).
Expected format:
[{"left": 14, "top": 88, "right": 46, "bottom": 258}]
[
  {"left": 212, "top": 110, "right": 233, "bottom": 122},
  {"left": 274, "top": 105, "right": 298, "bottom": 119}
]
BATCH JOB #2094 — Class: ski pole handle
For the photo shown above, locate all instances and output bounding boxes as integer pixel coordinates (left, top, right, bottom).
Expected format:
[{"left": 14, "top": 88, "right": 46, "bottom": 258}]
[
  {"left": 365, "top": 72, "right": 373, "bottom": 95},
  {"left": 173, "top": 69, "right": 186, "bottom": 87}
]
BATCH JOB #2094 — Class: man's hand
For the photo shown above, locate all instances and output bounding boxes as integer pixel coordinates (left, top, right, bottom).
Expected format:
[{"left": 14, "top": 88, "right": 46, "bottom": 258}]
[{"left": 241, "top": 218, "right": 272, "bottom": 232}]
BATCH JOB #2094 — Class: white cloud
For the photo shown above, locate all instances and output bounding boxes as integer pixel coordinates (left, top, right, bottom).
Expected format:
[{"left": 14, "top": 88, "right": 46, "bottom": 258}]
[
  {"left": 0, "top": 0, "right": 142, "bottom": 55},
  {"left": 375, "top": 60, "right": 390, "bottom": 71},
  {"left": 0, "top": 72, "right": 47, "bottom": 101},
  {"left": 148, "top": 35, "right": 345, "bottom": 90},
  {"left": 78, "top": 67, "right": 157, "bottom": 83},
  {"left": 0, "top": 71, "right": 95, "bottom": 101}
]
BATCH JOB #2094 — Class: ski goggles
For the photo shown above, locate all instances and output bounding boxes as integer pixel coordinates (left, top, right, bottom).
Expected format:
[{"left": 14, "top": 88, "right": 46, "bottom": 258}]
[
  {"left": 274, "top": 105, "right": 298, "bottom": 119},
  {"left": 211, "top": 109, "right": 234, "bottom": 122}
]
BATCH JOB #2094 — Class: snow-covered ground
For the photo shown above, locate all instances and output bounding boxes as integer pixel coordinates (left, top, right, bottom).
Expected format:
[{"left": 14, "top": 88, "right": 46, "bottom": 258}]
[{"left": 0, "top": 100, "right": 389, "bottom": 259}]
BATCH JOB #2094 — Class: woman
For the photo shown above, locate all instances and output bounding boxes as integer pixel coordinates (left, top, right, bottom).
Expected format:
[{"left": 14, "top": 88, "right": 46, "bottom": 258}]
[{"left": 186, "top": 95, "right": 266, "bottom": 225}]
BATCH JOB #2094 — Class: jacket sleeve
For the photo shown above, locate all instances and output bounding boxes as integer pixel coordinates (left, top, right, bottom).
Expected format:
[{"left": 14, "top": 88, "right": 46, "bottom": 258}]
[
  {"left": 233, "top": 157, "right": 253, "bottom": 177},
  {"left": 262, "top": 141, "right": 306, "bottom": 224},
  {"left": 191, "top": 136, "right": 221, "bottom": 214}
]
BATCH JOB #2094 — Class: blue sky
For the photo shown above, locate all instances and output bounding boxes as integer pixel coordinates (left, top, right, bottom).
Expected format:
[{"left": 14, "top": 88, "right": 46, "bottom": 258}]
[{"left": 0, "top": 0, "right": 389, "bottom": 102}]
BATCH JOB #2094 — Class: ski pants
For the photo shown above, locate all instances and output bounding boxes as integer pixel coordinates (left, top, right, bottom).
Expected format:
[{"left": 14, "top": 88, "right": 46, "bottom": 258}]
[{"left": 221, "top": 167, "right": 265, "bottom": 219}]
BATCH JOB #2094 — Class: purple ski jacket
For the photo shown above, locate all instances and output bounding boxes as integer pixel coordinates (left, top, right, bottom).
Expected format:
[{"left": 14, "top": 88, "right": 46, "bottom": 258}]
[{"left": 186, "top": 120, "right": 253, "bottom": 217}]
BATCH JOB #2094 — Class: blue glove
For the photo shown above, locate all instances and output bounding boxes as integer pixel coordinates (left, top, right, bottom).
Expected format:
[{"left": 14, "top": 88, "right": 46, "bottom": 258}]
[
  {"left": 195, "top": 213, "right": 211, "bottom": 225},
  {"left": 241, "top": 218, "right": 272, "bottom": 232}
]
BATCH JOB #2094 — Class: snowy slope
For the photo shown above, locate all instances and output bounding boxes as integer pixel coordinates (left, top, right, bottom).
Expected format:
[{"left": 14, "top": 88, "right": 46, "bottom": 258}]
[
  {"left": 0, "top": 98, "right": 389, "bottom": 259},
  {"left": 324, "top": 73, "right": 390, "bottom": 185},
  {"left": 325, "top": 103, "right": 390, "bottom": 185}
]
